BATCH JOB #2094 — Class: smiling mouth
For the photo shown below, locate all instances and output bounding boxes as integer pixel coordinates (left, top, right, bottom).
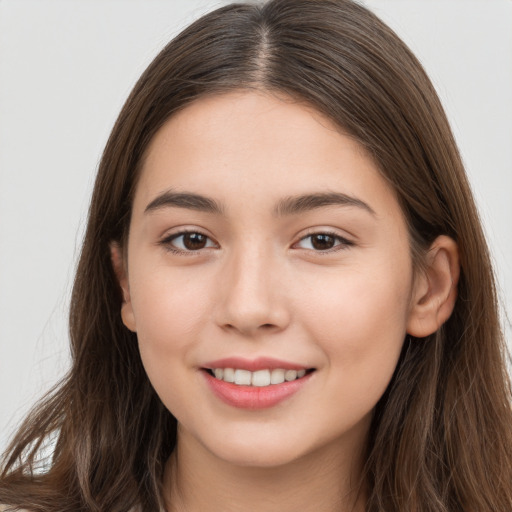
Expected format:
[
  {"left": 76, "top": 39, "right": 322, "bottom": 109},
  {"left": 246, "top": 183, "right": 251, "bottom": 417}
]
[{"left": 204, "top": 368, "right": 316, "bottom": 387}]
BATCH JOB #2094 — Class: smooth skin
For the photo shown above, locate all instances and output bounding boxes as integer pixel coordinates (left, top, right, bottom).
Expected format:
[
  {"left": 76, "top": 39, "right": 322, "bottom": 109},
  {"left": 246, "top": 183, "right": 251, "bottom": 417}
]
[{"left": 111, "top": 91, "right": 459, "bottom": 512}]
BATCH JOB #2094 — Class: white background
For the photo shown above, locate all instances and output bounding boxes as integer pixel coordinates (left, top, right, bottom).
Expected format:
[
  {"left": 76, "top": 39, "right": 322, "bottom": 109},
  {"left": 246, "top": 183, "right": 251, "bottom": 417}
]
[{"left": 1, "top": 0, "right": 511, "bottom": 453}]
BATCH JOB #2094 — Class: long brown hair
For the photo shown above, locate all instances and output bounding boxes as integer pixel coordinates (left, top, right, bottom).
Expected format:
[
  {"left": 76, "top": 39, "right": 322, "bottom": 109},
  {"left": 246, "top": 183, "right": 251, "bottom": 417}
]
[{"left": 1, "top": 1, "right": 511, "bottom": 511}]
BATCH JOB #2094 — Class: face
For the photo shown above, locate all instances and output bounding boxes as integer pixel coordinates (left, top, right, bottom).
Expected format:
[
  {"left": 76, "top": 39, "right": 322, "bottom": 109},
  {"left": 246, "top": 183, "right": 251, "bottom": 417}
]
[{"left": 117, "top": 91, "right": 420, "bottom": 468}]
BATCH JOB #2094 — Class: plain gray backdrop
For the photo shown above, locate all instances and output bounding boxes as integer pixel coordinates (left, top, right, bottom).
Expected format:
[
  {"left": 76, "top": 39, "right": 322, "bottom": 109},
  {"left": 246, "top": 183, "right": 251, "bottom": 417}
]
[{"left": 1, "top": 0, "right": 511, "bottom": 453}]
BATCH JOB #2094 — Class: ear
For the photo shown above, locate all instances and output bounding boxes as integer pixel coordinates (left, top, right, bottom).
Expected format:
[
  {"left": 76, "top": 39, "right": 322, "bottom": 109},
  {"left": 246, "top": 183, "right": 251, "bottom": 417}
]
[
  {"left": 407, "top": 235, "right": 460, "bottom": 337},
  {"left": 110, "top": 242, "right": 137, "bottom": 332}
]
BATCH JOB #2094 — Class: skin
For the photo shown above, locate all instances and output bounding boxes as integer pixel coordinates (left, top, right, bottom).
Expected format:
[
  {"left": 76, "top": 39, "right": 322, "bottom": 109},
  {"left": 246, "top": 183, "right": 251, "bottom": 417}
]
[{"left": 112, "top": 91, "right": 459, "bottom": 512}]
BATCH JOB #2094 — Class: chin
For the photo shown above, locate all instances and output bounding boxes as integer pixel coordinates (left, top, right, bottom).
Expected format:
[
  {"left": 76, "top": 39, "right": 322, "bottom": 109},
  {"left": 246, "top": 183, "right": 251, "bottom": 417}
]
[
  {"left": 216, "top": 445, "right": 304, "bottom": 468},
  {"left": 200, "top": 427, "right": 319, "bottom": 468}
]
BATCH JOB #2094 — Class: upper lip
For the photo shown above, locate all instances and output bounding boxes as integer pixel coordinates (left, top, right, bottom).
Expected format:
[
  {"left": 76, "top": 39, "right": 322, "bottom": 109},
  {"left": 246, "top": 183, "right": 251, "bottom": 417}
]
[{"left": 202, "top": 357, "right": 311, "bottom": 372}]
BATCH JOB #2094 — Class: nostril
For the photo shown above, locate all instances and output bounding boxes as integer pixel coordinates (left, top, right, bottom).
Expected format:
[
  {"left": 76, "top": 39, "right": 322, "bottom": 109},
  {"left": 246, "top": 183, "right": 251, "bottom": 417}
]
[{"left": 221, "top": 322, "right": 279, "bottom": 333}]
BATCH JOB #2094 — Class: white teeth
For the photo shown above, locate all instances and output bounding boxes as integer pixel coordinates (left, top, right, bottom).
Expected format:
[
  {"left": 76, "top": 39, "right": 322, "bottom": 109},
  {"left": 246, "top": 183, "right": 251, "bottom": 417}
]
[
  {"left": 210, "top": 367, "right": 309, "bottom": 387},
  {"left": 223, "top": 368, "right": 235, "bottom": 383},
  {"left": 285, "top": 370, "right": 297, "bottom": 381},
  {"left": 252, "top": 369, "right": 271, "bottom": 387},
  {"left": 270, "top": 368, "right": 285, "bottom": 384},
  {"left": 234, "top": 369, "right": 252, "bottom": 385}
]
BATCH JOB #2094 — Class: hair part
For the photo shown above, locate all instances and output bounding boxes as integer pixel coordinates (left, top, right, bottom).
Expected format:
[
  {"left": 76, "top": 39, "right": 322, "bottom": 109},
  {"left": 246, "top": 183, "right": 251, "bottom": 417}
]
[{"left": 1, "top": 1, "right": 511, "bottom": 511}]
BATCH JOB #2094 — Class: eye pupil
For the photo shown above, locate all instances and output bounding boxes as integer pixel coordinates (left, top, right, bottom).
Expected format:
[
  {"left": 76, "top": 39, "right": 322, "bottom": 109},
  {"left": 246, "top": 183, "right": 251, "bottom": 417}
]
[
  {"left": 311, "top": 234, "right": 335, "bottom": 250},
  {"left": 183, "top": 233, "right": 207, "bottom": 250}
]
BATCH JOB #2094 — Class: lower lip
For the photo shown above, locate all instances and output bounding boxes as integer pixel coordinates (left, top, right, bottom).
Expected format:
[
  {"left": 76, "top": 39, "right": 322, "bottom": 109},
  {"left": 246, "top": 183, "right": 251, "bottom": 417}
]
[{"left": 203, "top": 370, "right": 313, "bottom": 410}]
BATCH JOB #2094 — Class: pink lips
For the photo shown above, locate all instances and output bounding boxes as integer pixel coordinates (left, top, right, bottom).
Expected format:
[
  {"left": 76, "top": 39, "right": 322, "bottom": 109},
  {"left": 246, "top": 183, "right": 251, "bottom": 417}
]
[
  {"left": 202, "top": 357, "right": 313, "bottom": 410},
  {"left": 204, "top": 357, "right": 308, "bottom": 372}
]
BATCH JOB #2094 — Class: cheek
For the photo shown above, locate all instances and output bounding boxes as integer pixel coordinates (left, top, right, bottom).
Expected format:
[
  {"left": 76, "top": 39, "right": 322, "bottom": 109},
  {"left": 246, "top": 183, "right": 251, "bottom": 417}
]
[
  {"left": 296, "top": 258, "right": 412, "bottom": 387},
  {"left": 300, "top": 256, "right": 411, "bottom": 330},
  {"left": 131, "top": 264, "right": 210, "bottom": 337},
  {"left": 129, "top": 269, "right": 211, "bottom": 417},
  {"left": 128, "top": 265, "right": 214, "bottom": 396}
]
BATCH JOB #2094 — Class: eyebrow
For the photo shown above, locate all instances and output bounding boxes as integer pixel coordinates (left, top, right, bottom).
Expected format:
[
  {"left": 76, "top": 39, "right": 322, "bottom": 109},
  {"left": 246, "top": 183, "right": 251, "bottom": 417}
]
[
  {"left": 274, "top": 192, "right": 376, "bottom": 217},
  {"left": 144, "top": 190, "right": 224, "bottom": 215},
  {"left": 144, "top": 190, "right": 375, "bottom": 217}
]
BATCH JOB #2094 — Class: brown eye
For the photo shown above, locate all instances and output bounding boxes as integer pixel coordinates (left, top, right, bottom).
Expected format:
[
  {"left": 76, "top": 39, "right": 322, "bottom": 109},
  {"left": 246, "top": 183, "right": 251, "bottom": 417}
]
[
  {"left": 295, "top": 232, "right": 353, "bottom": 252},
  {"left": 310, "top": 234, "right": 336, "bottom": 250},
  {"left": 164, "top": 232, "right": 216, "bottom": 252},
  {"left": 182, "top": 233, "right": 208, "bottom": 250}
]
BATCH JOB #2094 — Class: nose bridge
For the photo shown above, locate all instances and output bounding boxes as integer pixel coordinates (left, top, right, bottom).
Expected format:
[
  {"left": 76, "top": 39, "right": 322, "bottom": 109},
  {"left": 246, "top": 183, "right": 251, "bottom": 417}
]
[{"left": 216, "top": 240, "right": 289, "bottom": 334}]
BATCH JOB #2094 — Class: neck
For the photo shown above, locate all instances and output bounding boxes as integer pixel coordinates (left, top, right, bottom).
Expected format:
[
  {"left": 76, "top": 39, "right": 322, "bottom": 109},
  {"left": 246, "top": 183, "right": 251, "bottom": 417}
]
[{"left": 163, "top": 427, "right": 367, "bottom": 512}]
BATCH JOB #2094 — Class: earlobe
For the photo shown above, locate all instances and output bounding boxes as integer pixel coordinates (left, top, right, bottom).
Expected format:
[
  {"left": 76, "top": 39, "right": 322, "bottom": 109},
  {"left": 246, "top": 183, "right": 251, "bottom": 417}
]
[
  {"left": 407, "top": 235, "right": 460, "bottom": 338},
  {"left": 110, "top": 242, "right": 137, "bottom": 332}
]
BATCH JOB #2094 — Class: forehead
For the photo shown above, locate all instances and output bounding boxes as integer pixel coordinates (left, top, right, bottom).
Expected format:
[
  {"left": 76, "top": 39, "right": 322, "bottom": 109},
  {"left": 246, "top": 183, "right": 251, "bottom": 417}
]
[{"left": 134, "top": 90, "right": 402, "bottom": 222}]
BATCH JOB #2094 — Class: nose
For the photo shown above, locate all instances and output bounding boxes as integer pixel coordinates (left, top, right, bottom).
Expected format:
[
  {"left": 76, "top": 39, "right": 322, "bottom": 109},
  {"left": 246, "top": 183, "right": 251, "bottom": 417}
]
[{"left": 214, "top": 246, "right": 291, "bottom": 337}]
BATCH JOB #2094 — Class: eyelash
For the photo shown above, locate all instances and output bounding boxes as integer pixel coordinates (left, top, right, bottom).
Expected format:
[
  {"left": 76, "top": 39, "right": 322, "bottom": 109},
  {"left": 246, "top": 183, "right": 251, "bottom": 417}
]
[
  {"left": 160, "top": 230, "right": 217, "bottom": 255},
  {"left": 293, "top": 231, "right": 354, "bottom": 253},
  {"left": 159, "top": 230, "right": 354, "bottom": 255}
]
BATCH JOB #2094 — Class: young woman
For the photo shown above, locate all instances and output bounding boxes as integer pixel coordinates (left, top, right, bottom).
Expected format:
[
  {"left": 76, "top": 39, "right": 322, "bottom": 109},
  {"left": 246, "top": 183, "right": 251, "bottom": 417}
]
[{"left": 1, "top": 1, "right": 511, "bottom": 511}]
